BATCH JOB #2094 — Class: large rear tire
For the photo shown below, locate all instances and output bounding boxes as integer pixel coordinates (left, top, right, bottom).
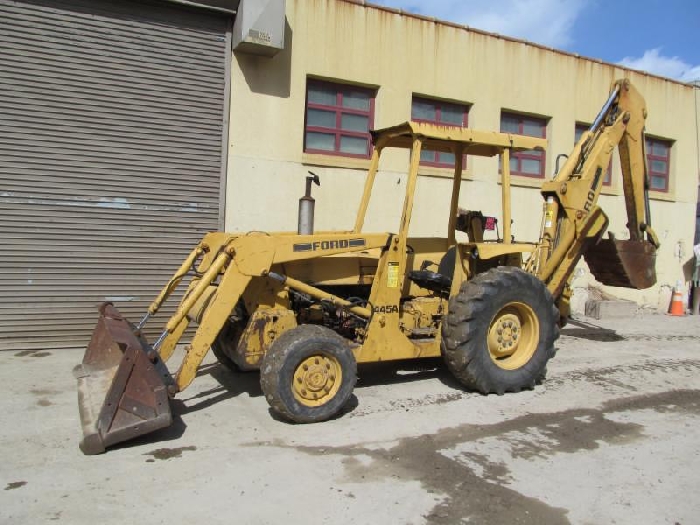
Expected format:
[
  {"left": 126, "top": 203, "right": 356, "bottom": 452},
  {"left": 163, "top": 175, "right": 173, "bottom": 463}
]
[
  {"left": 442, "top": 267, "right": 559, "bottom": 394},
  {"left": 260, "top": 325, "right": 357, "bottom": 423}
]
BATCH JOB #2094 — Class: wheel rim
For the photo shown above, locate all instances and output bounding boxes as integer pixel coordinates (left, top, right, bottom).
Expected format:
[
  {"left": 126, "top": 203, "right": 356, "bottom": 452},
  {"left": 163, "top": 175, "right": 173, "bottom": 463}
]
[
  {"left": 487, "top": 302, "right": 539, "bottom": 370},
  {"left": 292, "top": 353, "right": 343, "bottom": 407}
]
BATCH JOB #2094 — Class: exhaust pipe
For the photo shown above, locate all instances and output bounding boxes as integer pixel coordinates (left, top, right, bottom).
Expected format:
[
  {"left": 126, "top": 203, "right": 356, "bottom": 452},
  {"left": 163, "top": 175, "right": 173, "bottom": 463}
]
[{"left": 298, "top": 171, "right": 320, "bottom": 235}]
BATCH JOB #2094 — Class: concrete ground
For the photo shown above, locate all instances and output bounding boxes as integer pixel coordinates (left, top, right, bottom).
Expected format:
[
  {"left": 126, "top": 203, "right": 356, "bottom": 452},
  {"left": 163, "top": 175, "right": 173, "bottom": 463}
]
[{"left": 1, "top": 314, "right": 699, "bottom": 525}]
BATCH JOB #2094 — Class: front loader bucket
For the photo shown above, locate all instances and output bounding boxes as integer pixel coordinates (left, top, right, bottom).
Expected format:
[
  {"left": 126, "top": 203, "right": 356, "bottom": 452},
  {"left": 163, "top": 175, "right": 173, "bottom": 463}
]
[
  {"left": 583, "top": 238, "right": 657, "bottom": 289},
  {"left": 73, "top": 303, "right": 174, "bottom": 455}
]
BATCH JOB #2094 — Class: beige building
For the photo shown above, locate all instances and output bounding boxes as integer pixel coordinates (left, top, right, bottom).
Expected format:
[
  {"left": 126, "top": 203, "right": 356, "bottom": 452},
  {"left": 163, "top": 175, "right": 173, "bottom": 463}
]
[
  {"left": 1, "top": 0, "right": 698, "bottom": 348},
  {"left": 227, "top": 0, "right": 700, "bottom": 313}
]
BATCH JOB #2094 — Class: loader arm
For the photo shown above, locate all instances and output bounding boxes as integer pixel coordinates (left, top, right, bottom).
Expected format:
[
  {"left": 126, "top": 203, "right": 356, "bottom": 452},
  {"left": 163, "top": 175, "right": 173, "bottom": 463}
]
[
  {"left": 535, "top": 79, "right": 659, "bottom": 302},
  {"left": 75, "top": 229, "right": 390, "bottom": 453},
  {"left": 153, "top": 231, "right": 389, "bottom": 392}
]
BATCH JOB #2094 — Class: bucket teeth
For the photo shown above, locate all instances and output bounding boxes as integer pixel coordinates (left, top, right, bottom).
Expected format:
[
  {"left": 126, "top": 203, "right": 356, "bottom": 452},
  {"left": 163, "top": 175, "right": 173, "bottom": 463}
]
[{"left": 76, "top": 303, "right": 174, "bottom": 455}]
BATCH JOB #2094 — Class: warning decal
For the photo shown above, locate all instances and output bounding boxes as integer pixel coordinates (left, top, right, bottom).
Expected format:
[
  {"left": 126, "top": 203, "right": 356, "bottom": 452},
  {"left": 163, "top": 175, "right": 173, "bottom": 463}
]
[{"left": 387, "top": 262, "right": 400, "bottom": 288}]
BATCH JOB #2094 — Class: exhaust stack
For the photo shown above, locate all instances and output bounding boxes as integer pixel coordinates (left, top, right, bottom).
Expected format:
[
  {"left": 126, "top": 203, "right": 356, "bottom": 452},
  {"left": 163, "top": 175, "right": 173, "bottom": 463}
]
[{"left": 298, "top": 171, "right": 320, "bottom": 235}]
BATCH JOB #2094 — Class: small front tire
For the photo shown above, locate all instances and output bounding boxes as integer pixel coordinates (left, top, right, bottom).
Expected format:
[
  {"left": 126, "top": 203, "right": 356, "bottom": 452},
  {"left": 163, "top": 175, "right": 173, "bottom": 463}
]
[{"left": 260, "top": 325, "right": 357, "bottom": 423}]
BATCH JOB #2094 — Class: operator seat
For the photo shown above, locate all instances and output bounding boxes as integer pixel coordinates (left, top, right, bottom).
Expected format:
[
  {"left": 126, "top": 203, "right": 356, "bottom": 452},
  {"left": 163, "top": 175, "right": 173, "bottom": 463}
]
[
  {"left": 407, "top": 247, "right": 456, "bottom": 295},
  {"left": 408, "top": 209, "right": 495, "bottom": 295}
]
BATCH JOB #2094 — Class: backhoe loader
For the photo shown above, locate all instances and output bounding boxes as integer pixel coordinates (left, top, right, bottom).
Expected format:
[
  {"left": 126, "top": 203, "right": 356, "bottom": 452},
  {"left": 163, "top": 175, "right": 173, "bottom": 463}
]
[{"left": 75, "top": 79, "right": 658, "bottom": 454}]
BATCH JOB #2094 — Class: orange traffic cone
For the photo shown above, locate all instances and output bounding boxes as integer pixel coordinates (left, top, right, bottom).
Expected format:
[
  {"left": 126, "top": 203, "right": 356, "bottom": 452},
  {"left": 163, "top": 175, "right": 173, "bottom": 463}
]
[{"left": 668, "top": 283, "right": 686, "bottom": 316}]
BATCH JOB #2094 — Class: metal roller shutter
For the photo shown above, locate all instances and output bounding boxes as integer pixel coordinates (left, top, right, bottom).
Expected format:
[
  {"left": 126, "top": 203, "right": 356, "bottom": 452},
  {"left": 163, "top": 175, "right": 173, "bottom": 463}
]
[{"left": 0, "top": 0, "right": 231, "bottom": 349}]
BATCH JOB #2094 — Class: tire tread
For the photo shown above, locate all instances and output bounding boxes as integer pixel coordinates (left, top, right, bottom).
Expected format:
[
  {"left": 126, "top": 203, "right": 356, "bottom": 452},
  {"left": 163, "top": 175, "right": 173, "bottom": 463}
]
[
  {"left": 260, "top": 325, "right": 356, "bottom": 423},
  {"left": 442, "top": 267, "right": 559, "bottom": 394}
]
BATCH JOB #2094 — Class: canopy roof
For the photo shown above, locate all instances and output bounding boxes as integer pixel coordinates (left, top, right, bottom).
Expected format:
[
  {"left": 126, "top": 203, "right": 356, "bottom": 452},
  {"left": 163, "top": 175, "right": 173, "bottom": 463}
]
[{"left": 371, "top": 121, "right": 547, "bottom": 157}]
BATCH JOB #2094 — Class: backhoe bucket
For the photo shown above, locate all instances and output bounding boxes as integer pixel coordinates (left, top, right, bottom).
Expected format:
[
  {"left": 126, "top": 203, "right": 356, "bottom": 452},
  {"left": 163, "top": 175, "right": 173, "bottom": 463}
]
[
  {"left": 73, "top": 303, "right": 174, "bottom": 455},
  {"left": 584, "top": 238, "right": 657, "bottom": 289}
]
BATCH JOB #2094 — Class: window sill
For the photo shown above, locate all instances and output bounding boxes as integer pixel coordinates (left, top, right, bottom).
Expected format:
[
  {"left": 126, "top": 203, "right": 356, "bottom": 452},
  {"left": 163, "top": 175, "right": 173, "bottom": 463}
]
[
  {"left": 302, "top": 153, "right": 372, "bottom": 170},
  {"left": 648, "top": 189, "right": 674, "bottom": 202},
  {"left": 497, "top": 174, "right": 546, "bottom": 189},
  {"left": 417, "top": 165, "right": 471, "bottom": 179},
  {"left": 600, "top": 185, "right": 620, "bottom": 196}
]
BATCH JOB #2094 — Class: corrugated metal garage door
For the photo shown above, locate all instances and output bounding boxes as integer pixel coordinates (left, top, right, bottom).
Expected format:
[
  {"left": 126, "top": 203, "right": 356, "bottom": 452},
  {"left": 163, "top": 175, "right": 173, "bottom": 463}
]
[{"left": 0, "top": 0, "right": 231, "bottom": 349}]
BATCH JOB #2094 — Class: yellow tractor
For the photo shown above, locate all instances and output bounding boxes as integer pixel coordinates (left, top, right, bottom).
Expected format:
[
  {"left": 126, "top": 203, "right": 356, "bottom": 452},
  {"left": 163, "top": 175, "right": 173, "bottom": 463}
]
[{"left": 75, "top": 79, "right": 658, "bottom": 454}]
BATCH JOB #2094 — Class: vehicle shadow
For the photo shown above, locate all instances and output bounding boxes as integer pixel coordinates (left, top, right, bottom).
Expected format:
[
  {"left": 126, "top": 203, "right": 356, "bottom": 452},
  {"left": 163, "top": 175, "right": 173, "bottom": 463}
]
[
  {"left": 184, "top": 356, "right": 477, "bottom": 424},
  {"left": 358, "top": 358, "right": 470, "bottom": 395},
  {"left": 355, "top": 358, "right": 458, "bottom": 388},
  {"left": 178, "top": 364, "right": 264, "bottom": 415},
  {"left": 560, "top": 318, "right": 625, "bottom": 342},
  {"left": 109, "top": 365, "right": 262, "bottom": 451}
]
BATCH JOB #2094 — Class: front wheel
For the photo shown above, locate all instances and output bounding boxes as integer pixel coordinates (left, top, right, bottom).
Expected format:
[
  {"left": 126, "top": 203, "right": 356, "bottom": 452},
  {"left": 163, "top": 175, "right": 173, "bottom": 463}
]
[
  {"left": 260, "top": 325, "right": 357, "bottom": 423},
  {"left": 442, "top": 267, "right": 559, "bottom": 394}
]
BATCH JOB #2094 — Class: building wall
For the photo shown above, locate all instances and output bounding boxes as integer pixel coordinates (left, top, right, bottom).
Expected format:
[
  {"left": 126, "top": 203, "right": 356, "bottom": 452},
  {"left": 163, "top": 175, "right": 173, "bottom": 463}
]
[{"left": 225, "top": 0, "right": 699, "bottom": 311}]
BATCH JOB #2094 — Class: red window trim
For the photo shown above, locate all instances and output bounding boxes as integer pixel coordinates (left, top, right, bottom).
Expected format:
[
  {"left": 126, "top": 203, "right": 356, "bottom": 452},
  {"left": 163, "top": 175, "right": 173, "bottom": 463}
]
[
  {"left": 501, "top": 112, "right": 547, "bottom": 178},
  {"left": 575, "top": 123, "right": 612, "bottom": 186},
  {"left": 304, "top": 79, "right": 375, "bottom": 159},
  {"left": 645, "top": 136, "right": 671, "bottom": 193},
  {"left": 411, "top": 96, "right": 469, "bottom": 168}
]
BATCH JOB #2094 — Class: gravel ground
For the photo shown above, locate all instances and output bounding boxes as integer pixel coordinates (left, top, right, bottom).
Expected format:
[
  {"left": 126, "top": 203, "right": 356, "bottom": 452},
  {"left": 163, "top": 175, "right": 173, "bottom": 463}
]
[{"left": 1, "top": 313, "right": 699, "bottom": 524}]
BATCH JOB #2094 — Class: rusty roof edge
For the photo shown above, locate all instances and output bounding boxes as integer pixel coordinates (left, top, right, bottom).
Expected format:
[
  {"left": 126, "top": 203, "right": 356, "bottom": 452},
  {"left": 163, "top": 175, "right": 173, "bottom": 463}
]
[{"left": 337, "top": 0, "right": 693, "bottom": 89}]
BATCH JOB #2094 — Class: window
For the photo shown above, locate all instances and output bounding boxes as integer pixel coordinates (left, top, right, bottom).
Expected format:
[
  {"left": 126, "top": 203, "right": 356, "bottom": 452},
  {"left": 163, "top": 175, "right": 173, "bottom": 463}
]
[
  {"left": 645, "top": 136, "right": 671, "bottom": 192},
  {"left": 411, "top": 97, "right": 469, "bottom": 167},
  {"left": 304, "top": 80, "right": 375, "bottom": 158},
  {"left": 500, "top": 112, "right": 547, "bottom": 178},
  {"left": 575, "top": 123, "right": 611, "bottom": 186}
]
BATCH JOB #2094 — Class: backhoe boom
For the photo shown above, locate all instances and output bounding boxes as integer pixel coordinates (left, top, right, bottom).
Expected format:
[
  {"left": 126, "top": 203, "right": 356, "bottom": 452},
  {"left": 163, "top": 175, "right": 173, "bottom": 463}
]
[{"left": 536, "top": 79, "right": 658, "bottom": 300}]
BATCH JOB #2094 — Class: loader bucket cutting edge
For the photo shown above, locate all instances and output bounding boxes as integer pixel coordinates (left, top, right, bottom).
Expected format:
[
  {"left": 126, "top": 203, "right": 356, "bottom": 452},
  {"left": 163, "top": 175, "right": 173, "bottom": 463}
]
[
  {"left": 584, "top": 238, "right": 657, "bottom": 289},
  {"left": 74, "top": 303, "right": 174, "bottom": 455}
]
